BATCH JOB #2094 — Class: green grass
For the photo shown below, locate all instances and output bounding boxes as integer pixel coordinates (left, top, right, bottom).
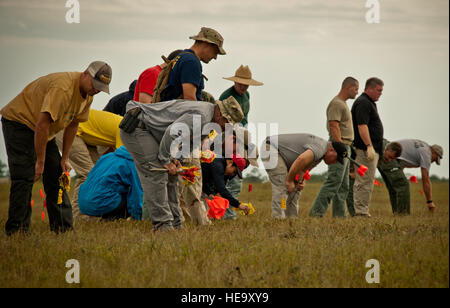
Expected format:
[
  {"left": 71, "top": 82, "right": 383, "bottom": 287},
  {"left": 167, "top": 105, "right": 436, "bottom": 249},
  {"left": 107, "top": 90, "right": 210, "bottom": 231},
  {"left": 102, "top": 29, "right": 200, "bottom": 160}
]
[{"left": 0, "top": 180, "right": 448, "bottom": 288}]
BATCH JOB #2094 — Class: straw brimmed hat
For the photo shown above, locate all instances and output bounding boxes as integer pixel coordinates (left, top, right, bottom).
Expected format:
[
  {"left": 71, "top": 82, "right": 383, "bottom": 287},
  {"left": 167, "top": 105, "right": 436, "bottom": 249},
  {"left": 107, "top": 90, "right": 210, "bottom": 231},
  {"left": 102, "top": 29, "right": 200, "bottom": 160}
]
[{"left": 223, "top": 65, "right": 263, "bottom": 86}]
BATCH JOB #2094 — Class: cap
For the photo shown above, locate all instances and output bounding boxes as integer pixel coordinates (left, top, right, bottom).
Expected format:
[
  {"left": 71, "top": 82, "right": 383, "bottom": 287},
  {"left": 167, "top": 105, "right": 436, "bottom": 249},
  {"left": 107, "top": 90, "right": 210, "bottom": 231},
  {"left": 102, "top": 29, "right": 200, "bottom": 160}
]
[
  {"left": 189, "top": 27, "right": 226, "bottom": 55},
  {"left": 431, "top": 144, "right": 443, "bottom": 165},
  {"left": 332, "top": 141, "right": 348, "bottom": 164},
  {"left": 201, "top": 91, "right": 216, "bottom": 104},
  {"left": 231, "top": 154, "right": 246, "bottom": 179},
  {"left": 216, "top": 96, "right": 244, "bottom": 125},
  {"left": 87, "top": 61, "right": 112, "bottom": 94}
]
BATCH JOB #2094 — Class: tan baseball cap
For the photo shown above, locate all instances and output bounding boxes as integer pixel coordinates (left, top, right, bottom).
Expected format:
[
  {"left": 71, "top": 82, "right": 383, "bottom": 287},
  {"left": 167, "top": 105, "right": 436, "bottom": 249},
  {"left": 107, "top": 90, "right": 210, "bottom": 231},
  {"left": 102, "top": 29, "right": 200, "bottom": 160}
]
[
  {"left": 87, "top": 61, "right": 112, "bottom": 94},
  {"left": 189, "top": 27, "right": 226, "bottom": 55},
  {"left": 431, "top": 144, "right": 443, "bottom": 165},
  {"left": 216, "top": 96, "right": 243, "bottom": 125},
  {"left": 224, "top": 65, "right": 263, "bottom": 86}
]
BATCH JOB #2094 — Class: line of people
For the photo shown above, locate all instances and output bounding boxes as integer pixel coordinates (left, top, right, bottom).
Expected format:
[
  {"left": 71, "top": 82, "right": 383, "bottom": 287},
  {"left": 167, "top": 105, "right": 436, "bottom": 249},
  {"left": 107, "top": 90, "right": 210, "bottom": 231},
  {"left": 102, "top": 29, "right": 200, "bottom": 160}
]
[{"left": 0, "top": 26, "right": 443, "bottom": 236}]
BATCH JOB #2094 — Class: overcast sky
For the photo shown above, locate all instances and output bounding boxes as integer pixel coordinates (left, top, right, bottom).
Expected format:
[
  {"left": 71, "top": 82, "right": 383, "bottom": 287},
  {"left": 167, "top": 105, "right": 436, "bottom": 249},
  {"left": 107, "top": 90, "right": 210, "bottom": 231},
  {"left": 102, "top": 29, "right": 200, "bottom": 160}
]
[{"left": 0, "top": 0, "right": 448, "bottom": 178}]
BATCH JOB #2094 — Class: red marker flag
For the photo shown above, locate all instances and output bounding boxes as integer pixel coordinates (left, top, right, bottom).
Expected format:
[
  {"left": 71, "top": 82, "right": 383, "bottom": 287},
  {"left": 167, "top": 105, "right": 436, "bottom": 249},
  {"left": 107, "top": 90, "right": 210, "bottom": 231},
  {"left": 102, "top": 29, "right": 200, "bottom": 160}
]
[
  {"left": 31, "top": 200, "right": 34, "bottom": 208},
  {"left": 374, "top": 179, "right": 382, "bottom": 187},
  {"left": 303, "top": 170, "right": 311, "bottom": 181},
  {"left": 295, "top": 174, "right": 300, "bottom": 182},
  {"left": 39, "top": 189, "right": 44, "bottom": 199},
  {"left": 409, "top": 176, "right": 418, "bottom": 183},
  {"left": 43, "top": 200, "right": 47, "bottom": 209},
  {"left": 357, "top": 165, "right": 368, "bottom": 177},
  {"left": 41, "top": 211, "right": 45, "bottom": 221},
  {"left": 248, "top": 184, "right": 253, "bottom": 192}
]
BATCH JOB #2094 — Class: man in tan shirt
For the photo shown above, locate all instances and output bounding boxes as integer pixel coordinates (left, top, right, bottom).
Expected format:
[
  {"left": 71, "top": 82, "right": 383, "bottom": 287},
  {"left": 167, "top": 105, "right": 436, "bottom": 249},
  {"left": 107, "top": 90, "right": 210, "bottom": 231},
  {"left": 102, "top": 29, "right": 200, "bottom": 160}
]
[
  {"left": 0, "top": 61, "right": 112, "bottom": 235},
  {"left": 309, "top": 77, "right": 359, "bottom": 217}
]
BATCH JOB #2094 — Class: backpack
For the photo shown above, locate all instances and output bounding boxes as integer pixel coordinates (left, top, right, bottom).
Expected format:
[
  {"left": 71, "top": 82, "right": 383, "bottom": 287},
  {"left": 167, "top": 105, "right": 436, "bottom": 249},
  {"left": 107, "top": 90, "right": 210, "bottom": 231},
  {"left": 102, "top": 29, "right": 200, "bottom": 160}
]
[
  {"left": 151, "top": 52, "right": 208, "bottom": 104},
  {"left": 151, "top": 55, "right": 179, "bottom": 104}
]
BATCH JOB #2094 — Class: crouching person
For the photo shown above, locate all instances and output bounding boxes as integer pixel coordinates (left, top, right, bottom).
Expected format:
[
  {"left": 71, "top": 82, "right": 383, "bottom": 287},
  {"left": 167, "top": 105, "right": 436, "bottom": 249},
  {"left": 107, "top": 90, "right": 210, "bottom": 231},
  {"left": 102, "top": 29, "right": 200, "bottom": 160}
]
[
  {"left": 262, "top": 133, "right": 348, "bottom": 219},
  {"left": 119, "top": 97, "right": 243, "bottom": 232},
  {"left": 78, "top": 146, "right": 143, "bottom": 220}
]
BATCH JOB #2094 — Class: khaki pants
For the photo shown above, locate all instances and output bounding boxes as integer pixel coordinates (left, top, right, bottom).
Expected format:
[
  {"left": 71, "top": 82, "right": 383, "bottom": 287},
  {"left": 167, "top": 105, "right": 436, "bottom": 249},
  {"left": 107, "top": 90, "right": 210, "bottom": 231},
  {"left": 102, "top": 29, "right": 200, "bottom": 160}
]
[
  {"left": 263, "top": 144, "right": 300, "bottom": 219},
  {"left": 353, "top": 148, "right": 379, "bottom": 216},
  {"left": 178, "top": 152, "right": 210, "bottom": 226},
  {"left": 55, "top": 132, "right": 99, "bottom": 218}
]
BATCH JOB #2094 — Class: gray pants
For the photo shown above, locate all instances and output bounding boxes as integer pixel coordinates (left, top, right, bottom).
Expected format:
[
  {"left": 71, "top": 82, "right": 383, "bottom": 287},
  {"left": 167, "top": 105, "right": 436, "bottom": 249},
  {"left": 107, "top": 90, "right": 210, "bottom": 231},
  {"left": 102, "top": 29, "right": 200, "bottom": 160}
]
[
  {"left": 263, "top": 144, "right": 300, "bottom": 219},
  {"left": 120, "top": 128, "right": 181, "bottom": 231},
  {"left": 353, "top": 148, "right": 379, "bottom": 216}
]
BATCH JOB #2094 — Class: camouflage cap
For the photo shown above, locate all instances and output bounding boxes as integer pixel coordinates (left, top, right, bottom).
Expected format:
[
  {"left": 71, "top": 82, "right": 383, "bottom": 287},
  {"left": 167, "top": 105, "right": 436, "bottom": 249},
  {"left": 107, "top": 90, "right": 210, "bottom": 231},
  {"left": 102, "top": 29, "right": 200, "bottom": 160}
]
[
  {"left": 431, "top": 144, "right": 443, "bottom": 165},
  {"left": 201, "top": 91, "right": 216, "bottom": 104},
  {"left": 216, "top": 96, "right": 243, "bottom": 125},
  {"left": 189, "top": 27, "right": 226, "bottom": 55}
]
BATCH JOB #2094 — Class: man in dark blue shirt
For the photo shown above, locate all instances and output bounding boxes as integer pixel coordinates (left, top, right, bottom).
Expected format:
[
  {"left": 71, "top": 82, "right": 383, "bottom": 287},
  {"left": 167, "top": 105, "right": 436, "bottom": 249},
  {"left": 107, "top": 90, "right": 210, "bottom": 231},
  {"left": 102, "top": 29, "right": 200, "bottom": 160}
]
[
  {"left": 202, "top": 155, "right": 250, "bottom": 214},
  {"left": 103, "top": 80, "right": 137, "bottom": 116},
  {"left": 160, "top": 27, "right": 226, "bottom": 102}
]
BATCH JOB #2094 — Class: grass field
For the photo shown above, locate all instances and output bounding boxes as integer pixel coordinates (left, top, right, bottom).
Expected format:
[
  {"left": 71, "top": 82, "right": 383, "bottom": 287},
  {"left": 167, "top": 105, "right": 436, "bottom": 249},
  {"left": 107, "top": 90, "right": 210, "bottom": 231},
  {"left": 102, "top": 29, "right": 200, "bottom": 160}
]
[{"left": 0, "top": 179, "right": 448, "bottom": 288}]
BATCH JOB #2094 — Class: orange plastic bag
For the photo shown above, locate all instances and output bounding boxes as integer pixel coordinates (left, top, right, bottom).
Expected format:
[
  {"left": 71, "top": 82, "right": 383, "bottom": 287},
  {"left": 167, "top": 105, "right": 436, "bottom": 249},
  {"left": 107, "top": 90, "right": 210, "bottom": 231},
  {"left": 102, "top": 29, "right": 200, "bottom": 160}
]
[{"left": 206, "top": 196, "right": 229, "bottom": 220}]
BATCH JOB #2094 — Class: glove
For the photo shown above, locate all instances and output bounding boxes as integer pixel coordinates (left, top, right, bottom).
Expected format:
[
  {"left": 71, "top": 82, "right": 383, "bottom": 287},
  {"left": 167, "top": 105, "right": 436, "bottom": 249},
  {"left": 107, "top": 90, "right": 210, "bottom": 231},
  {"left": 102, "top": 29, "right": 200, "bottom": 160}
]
[{"left": 366, "top": 145, "right": 376, "bottom": 161}]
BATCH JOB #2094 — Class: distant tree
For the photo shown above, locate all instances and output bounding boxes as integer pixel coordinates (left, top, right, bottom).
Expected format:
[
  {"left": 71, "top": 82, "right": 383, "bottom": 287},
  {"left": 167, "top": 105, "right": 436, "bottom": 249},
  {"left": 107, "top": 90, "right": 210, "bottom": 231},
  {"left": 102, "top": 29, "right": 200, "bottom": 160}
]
[{"left": 0, "top": 159, "right": 8, "bottom": 177}]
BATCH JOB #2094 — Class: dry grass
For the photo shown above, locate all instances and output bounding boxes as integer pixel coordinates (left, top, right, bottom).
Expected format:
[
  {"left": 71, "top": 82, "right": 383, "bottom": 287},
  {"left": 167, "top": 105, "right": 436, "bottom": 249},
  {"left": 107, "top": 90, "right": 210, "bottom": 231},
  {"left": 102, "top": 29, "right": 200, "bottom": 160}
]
[{"left": 0, "top": 180, "right": 448, "bottom": 288}]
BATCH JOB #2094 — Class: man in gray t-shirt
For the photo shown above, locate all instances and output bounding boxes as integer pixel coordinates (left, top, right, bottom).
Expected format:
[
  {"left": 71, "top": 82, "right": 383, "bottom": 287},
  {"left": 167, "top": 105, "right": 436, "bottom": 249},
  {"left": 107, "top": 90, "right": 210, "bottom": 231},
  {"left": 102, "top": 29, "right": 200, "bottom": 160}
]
[
  {"left": 261, "top": 133, "right": 348, "bottom": 219},
  {"left": 395, "top": 139, "right": 443, "bottom": 211},
  {"left": 120, "top": 97, "right": 243, "bottom": 231}
]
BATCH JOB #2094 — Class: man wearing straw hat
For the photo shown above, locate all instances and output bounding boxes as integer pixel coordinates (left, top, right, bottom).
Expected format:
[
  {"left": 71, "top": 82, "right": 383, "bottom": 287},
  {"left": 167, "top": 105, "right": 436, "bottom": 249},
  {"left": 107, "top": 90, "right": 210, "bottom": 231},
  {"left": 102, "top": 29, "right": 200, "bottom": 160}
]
[{"left": 219, "top": 65, "right": 263, "bottom": 219}]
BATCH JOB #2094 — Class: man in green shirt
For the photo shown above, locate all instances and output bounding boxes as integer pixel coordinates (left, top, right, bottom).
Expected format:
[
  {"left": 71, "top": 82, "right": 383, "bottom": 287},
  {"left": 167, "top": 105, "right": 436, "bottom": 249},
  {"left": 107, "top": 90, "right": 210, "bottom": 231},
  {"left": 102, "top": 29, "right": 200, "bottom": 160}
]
[{"left": 219, "top": 65, "right": 263, "bottom": 219}]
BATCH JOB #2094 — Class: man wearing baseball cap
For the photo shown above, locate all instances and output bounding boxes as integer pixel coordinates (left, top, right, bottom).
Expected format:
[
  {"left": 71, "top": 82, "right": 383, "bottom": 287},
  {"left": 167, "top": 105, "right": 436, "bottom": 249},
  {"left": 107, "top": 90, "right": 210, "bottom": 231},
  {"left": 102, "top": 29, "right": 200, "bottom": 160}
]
[
  {"left": 382, "top": 139, "right": 443, "bottom": 213},
  {"left": 261, "top": 133, "right": 348, "bottom": 219},
  {"left": 159, "top": 27, "right": 226, "bottom": 102},
  {"left": 120, "top": 96, "right": 243, "bottom": 232},
  {"left": 0, "top": 60, "right": 112, "bottom": 235}
]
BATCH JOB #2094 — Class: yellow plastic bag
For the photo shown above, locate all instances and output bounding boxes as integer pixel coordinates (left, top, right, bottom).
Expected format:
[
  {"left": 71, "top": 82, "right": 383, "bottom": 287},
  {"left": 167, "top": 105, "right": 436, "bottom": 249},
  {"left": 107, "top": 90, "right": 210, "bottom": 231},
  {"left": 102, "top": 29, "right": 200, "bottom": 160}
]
[{"left": 233, "top": 202, "right": 256, "bottom": 216}]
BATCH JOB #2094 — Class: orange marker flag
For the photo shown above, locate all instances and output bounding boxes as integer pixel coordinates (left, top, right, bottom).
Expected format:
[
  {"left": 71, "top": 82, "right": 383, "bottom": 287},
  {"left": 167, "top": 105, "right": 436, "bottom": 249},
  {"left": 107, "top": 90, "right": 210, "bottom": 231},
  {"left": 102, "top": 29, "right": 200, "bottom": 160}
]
[
  {"left": 409, "top": 176, "right": 418, "bottom": 183},
  {"left": 39, "top": 189, "right": 45, "bottom": 199},
  {"left": 418, "top": 189, "right": 424, "bottom": 195},
  {"left": 303, "top": 170, "right": 311, "bottom": 181},
  {"left": 31, "top": 200, "right": 34, "bottom": 208},
  {"left": 281, "top": 198, "right": 286, "bottom": 210}
]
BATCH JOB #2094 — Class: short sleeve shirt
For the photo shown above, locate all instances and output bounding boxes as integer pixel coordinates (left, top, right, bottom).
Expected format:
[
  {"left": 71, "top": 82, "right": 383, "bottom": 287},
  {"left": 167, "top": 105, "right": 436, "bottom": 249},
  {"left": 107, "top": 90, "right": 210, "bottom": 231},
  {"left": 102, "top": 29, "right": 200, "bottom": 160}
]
[
  {"left": 266, "top": 133, "right": 329, "bottom": 170},
  {"left": 326, "top": 96, "right": 354, "bottom": 145},
  {"left": 0, "top": 72, "right": 93, "bottom": 140},
  {"left": 351, "top": 93, "right": 384, "bottom": 154},
  {"left": 396, "top": 139, "right": 432, "bottom": 171},
  {"left": 162, "top": 50, "right": 204, "bottom": 101},
  {"left": 77, "top": 109, "right": 123, "bottom": 149},
  {"left": 219, "top": 86, "right": 250, "bottom": 127},
  {"left": 133, "top": 65, "right": 162, "bottom": 101}
]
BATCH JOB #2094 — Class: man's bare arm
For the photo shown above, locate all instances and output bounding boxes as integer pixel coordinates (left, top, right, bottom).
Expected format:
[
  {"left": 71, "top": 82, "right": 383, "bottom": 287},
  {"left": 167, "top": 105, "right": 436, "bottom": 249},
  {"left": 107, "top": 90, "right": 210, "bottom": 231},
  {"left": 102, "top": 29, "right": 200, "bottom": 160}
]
[
  {"left": 182, "top": 83, "right": 198, "bottom": 101},
  {"left": 329, "top": 120, "right": 342, "bottom": 142},
  {"left": 138, "top": 92, "right": 152, "bottom": 104}
]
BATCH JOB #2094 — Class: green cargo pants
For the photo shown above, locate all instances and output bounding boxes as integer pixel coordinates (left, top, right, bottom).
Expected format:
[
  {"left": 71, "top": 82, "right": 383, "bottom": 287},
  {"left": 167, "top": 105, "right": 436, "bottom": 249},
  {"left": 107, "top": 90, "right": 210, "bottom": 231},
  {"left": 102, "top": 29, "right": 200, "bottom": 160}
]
[{"left": 377, "top": 158, "right": 410, "bottom": 215}]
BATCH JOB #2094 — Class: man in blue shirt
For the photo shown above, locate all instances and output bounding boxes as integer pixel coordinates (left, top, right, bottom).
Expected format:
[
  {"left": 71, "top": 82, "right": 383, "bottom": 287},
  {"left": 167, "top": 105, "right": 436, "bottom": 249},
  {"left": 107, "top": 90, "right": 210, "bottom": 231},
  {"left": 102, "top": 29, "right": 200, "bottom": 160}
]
[{"left": 160, "top": 27, "right": 226, "bottom": 102}]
